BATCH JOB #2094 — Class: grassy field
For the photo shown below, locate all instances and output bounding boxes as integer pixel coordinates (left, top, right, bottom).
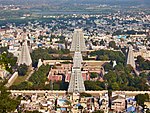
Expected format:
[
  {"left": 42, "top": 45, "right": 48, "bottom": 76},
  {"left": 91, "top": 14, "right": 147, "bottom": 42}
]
[{"left": 13, "top": 68, "right": 32, "bottom": 85}]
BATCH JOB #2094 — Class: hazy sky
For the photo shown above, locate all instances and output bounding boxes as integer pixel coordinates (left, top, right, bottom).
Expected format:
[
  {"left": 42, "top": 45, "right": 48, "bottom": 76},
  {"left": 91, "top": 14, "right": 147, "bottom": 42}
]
[{"left": 0, "top": 0, "right": 149, "bottom": 6}]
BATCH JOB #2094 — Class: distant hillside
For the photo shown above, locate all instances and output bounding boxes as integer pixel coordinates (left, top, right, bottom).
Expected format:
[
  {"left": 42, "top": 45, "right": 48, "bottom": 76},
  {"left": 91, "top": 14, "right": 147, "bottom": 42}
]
[
  {"left": 0, "top": 0, "right": 149, "bottom": 7},
  {"left": 70, "top": 0, "right": 150, "bottom": 7}
]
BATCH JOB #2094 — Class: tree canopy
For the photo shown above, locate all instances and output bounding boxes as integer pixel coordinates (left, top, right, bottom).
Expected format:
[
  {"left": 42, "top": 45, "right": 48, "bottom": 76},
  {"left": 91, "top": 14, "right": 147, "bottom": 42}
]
[
  {"left": 31, "top": 47, "right": 71, "bottom": 67},
  {"left": 90, "top": 50, "right": 125, "bottom": 64},
  {"left": 85, "top": 63, "right": 149, "bottom": 91},
  {"left": 109, "top": 41, "right": 117, "bottom": 49},
  {"left": 90, "top": 72, "right": 99, "bottom": 79},
  {"left": 0, "top": 48, "right": 17, "bottom": 73},
  {"left": 0, "top": 82, "right": 20, "bottom": 113},
  {"left": 10, "top": 65, "right": 50, "bottom": 90},
  {"left": 136, "top": 55, "right": 150, "bottom": 71},
  {"left": 17, "top": 64, "right": 28, "bottom": 76},
  {"left": 135, "top": 93, "right": 149, "bottom": 108}
]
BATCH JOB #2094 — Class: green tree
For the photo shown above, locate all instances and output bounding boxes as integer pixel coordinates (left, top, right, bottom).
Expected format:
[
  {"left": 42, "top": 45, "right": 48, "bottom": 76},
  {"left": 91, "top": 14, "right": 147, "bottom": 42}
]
[
  {"left": 104, "top": 71, "right": 117, "bottom": 83},
  {"left": 31, "top": 47, "right": 71, "bottom": 67},
  {"left": 136, "top": 56, "right": 150, "bottom": 70},
  {"left": 98, "top": 55, "right": 109, "bottom": 60},
  {"left": 124, "top": 64, "right": 134, "bottom": 74},
  {"left": 109, "top": 41, "right": 116, "bottom": 49},
  {"left": 0, "top": 51, "right": 17, "bottom": 73},
  {"left": 114, "top": 63, "right": 124, "bottom": 72},
  {"left": 11, "top": 65, "right": 50, "bottom": 90},
  {"left": 111, "top": 82, "right": 120, "bottom": 90},
  {"left": 31, "top": 48, "right": 52, "bottom": 67},
  {"left": 137, "top": 55, "right": 145, "bottom": 63},
  {"left": 10, "top": 81, "right": 33, "bottom": 90},
  {"left": 90, "top": 50, "right": 125, "bottom": 64},
  {"left": 90, "top": 72, "right": 98, "bottom": 79},
  {"left": 17, "top": 64, "right": 28, "bottom": 76},
  {"left": 0, "top": 82, "right": 20, "bottom": 113},
  {"left": 29, "top": 65, "right": 50, "bottom": 89},
  {"left": 104, "top": 62, "right": 113, "bottom": 72},
  {"left": 139, "top": 72, "right": 148, "bottom": 78},
  {"left": 84, "top": 81, "right": 103, "bottom": 90},
  {"left": 135, "top": 93, "right": 149, "bottom": 108}
]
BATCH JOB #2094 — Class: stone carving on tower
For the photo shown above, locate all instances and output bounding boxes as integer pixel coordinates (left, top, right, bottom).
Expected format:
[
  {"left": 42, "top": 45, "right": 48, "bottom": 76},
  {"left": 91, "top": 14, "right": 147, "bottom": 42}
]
[
  {"left": 70, "top": 29, "right": 86, "bottom": 52},
  {"left": 17, "top": 40, "right": 32, "bottom": 66},
  {"left": 68, "top": 52, "right": 85, "bottom": 93},
  {"left": 68, "top": 29, "right": 86, "bottom": 93},
  {"left": 127, "top": 45, "right": 136, "bottom": 69}
]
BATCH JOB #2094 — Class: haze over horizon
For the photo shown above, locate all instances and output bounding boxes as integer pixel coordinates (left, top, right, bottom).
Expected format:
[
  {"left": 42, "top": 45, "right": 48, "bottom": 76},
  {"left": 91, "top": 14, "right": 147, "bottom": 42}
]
[{"left": 0, "top": 0, "right": 149, "bottom": 7}]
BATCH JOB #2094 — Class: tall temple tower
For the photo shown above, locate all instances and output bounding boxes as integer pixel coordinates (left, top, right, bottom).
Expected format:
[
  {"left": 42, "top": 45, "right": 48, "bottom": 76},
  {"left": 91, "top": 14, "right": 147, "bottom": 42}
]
[
  {"left": 68, "top": 29, "right": 86, "bottom": 93},
  {"left": 70, "top": 29, "right": 86, "bottom": 52},
  {"left": 68, "top": 52, "right": 85, "bottom": 92},
  {"left": 127, "top": 45, "right": 136, "bottom": 69},
  {"left": 17, "top": 40, "right": 32, "bottom": 66}
]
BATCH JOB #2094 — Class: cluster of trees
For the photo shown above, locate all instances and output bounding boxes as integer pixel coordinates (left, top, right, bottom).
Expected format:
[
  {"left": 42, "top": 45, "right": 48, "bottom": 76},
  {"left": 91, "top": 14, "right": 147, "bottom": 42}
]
[
  {"left": 108, "top": 41, "right": 119, "bottom": 49},
  {"left": 90, "top": 72, "right": 99, "bottom": 79},
  {"left": 29, "top": 65, "right": 50, "bottom": 89},
  {"left": 85, "top": 81, "right": 105, "bottom": 90},
  {"left": 0, "top": 82, "right": 20, "bottom": 113},
  {"left": 31, "top": 47, "right": 71, "bottom": 67},
  {"left": 90, "top": 50, "right": 125, "bottom": 64},
  {"left": 136, "top": 56, "right": 150, "bottom": 71},
  {"left": 104, "top": 64, "right": 149, "bottom": 91},
  {"left": 10, "top": 65, "right": 50, "bottom": 90},
  {"left": 85, "top": 62, "right": 149, "bottom": 91},
  {"left": 0, "top": 47, "right": 17, "bottom": 73},
  {"left": 10, "top": 81, "right": 33, "bottom": 90},
  {"left": 0, "top": 10, "right": 28, "bottom": 19},
  {"left": 0, "top": 47, "right": 29, "bottom": 76},
  {"left": 10, "top": 64, "right": 70, "bottom": 90},
  {"left": 17, "top": 64, "right": 28, "bottom": 76},
  {"left": 31, "top": 48, "right": 53, "bottom": 67},
  {"left": 50, "top": 81, "right": 69, "bottom": 90},
  {"left": 135, "top": 93, "right": 149, "bottom": 109}
]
